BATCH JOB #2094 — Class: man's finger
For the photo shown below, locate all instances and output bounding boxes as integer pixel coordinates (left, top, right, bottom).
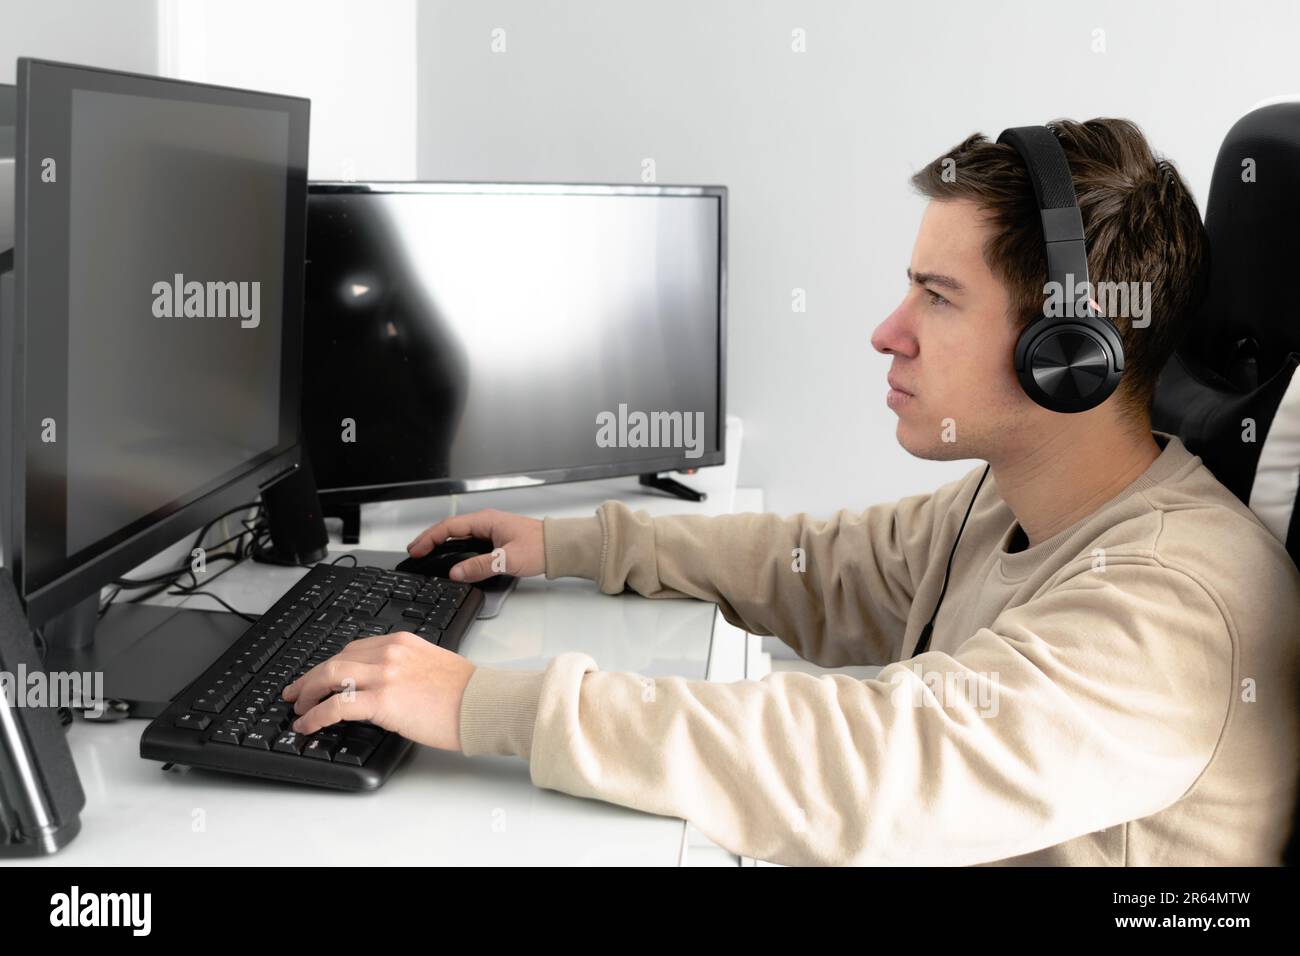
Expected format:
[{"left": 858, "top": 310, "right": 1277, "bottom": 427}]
[
  {"left": 406, "top": 511, "right": 496, "bottom": 556},
  {"left": 292, "top": 690, "right": 381, "bottom": 736},
  {"left": 284, "top": 660, "right": 384, "bottom": 714},
  {"left": 325, "top": 632, "right": 419, "bottom": 665}
]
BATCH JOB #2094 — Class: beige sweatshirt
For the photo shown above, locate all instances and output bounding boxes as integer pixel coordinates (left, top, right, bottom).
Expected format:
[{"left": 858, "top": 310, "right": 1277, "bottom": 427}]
[{"left": 458, "top": 431, "right": 1300, "bottom": 866}]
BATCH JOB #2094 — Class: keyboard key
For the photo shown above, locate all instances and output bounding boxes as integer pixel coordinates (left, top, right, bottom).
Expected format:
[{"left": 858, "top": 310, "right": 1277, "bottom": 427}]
[
  {"left": 302, "top": 736, "right": 338, "bottom": 761},
  {"left": 264, "top": 703, "right": 291, "bottom": 722},
  {"left": 212, "top": 723, "right": 243, "bottom": 745},
  {"left": 174, "top": 712, "right": 211, "bottom": 731},
  {"left": 343, "top": 722, "right": 386, "bottom": 741},
  {"left": 202, "top": 685, "right": 237, "bottom": 707},
  {"left": 334, "top": 739, "right": 377, "bottom": 766},
  {"left": 242, "top": 729, "right": 274, "bottom": 750},
  {"left": 274, "top": 732, "right": 307, "bottom": 755},
  {"left": 312, "top": 610, "right": 344, "bottom": 629}
]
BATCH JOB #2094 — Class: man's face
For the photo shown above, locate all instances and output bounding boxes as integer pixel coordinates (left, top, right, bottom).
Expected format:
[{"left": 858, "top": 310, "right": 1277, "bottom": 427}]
[{"left": 871, "top": 199, "right": 1040, "bottom": 461}]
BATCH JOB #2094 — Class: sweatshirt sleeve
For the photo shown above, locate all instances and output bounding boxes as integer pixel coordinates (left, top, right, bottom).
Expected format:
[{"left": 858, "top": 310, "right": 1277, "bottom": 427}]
[
  {"left": 462, "top": 560, "right": 1232, "bottom": 866},
  {"left": 541, "top": 468, "right": 982, "bottom": 668}
]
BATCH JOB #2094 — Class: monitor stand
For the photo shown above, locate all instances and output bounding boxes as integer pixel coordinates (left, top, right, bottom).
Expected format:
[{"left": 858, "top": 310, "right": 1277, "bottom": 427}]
[
  {"left": 40, "top": 594, "right": 247, "bottom": 720},
  {"left": 639, "top": 472, "right": 706, "bottom": 502},
  {"left": 322, "top": 500, "right": 362, "bottom": 544}
]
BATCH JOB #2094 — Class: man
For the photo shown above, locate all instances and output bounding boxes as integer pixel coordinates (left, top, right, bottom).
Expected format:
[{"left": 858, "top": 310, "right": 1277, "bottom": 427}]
[{"left": 282, "top": 118, "right": 1300, "bottom": 866}]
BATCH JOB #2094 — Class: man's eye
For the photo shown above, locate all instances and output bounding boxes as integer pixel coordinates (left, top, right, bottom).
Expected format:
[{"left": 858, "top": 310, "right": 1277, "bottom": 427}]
[{"left": 926, "top": 289, "right": 949, "bottom": 307}]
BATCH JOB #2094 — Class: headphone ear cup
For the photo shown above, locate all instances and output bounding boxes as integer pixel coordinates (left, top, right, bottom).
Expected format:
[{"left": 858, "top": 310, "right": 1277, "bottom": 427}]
[{"left": 1015, "top": 315, "right": 1125, "bottom": 413}]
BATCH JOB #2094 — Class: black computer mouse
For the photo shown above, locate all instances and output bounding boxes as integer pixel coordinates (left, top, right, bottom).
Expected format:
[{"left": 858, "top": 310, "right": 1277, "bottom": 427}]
[{"left": 395, "top": 536, "right": 498, "bottom": 581}]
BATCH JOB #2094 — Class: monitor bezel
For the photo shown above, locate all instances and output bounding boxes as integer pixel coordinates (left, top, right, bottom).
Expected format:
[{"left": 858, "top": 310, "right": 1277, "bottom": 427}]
[
  {"left": 304, "top": 180, "right": 728, "bottom": 504},
  {"left": 4, "top": 58, "right": 311, "bottom": 625}
]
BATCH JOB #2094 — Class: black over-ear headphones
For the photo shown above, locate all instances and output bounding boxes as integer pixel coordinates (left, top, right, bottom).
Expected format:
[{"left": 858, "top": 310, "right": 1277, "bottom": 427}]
[
  {"left": 910, "top": 124, "right": 1124, "bottom": 658},
  {"left": 999, "top": 125, "right": 1125, "bottom": 414}
]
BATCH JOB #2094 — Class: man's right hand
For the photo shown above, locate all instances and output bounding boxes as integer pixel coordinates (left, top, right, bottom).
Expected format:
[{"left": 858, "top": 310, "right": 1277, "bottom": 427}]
[{"left": 405, "top": 509, "right": 545, "bottom": 583}]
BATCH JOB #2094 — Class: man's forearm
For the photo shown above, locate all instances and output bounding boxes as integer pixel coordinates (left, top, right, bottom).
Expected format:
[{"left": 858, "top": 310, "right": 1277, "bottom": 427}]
[{"left": 542, "top": 493, "right": 966, "bottom": 668}]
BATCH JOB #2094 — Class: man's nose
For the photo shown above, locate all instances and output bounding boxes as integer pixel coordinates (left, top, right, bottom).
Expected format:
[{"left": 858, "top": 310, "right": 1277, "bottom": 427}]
[{"left": 872, "top": 302, "right": 915, "bottom": 357}]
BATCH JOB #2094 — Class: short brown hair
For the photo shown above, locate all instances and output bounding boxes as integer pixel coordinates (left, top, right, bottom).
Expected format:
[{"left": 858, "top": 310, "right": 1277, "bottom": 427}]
[{"left": 910, "top": 118, "right": 1209, "bottom": 423}]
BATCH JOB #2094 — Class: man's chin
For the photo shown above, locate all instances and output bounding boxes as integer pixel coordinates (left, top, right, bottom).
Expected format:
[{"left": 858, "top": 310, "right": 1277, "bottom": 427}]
[{"left": 895, "top": 419, "right": 967, "bottom": 462}]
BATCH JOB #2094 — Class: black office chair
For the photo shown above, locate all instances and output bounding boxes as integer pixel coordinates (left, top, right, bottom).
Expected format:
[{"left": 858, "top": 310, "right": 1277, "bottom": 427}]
[{"left": 1151, "top": 102, "right": 1300, "bottom": 865}]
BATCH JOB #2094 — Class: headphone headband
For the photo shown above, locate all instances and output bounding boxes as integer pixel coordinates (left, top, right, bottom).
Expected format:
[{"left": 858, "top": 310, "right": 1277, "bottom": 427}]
[{"left": 996, "top": 125, "right": 1092, "bottom": 296}]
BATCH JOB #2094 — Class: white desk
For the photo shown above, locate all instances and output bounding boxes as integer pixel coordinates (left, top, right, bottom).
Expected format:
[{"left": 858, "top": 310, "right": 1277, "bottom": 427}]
[{"left": 7, "top": 416, "right": 759, "bottom": 865}]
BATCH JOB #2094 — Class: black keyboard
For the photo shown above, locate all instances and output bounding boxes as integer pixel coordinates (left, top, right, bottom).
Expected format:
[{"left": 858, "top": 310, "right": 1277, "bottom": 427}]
[{"left": 140, "top": 562, "right": 483, "bottom": 790}]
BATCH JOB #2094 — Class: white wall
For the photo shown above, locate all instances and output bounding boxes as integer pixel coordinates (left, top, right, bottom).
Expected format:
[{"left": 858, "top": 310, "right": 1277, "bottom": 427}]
[
  {"left": 415, "top": 0, "right": 1300, "bottom": 515},
  {"left": 1, "top": 0, "right": 417, "bottom": 180},
  {"left": 0, "top": 0, "right": 157, "bottom": 81},
  {"left": 157, "top": 0, "right": 417, "bottom": 180}
]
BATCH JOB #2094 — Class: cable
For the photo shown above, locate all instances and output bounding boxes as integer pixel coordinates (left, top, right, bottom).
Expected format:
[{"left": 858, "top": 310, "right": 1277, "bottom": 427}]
[
  {"left": 99, "top": 501, "right": 262, "bottom": 617},
  {"left": 165, "top": 551, "right": 248, "bottom": 596},
  {"left": 97, "top": 586, "right": 123, "bottom": 619},
  {"left": 330, "top": 553, "right": 358, "bottom": 566},
  {"left": 911, "top": 464, "right": 991, "bottom": 658},
  {"left": 165, "top": 587, "right": 258, "bottom": 622},
  {"left": 111, "top": 502, "right": 259, "bottom": 589},
  {"left": 111, "top": 550, "right": 239, "bottom": 588}
]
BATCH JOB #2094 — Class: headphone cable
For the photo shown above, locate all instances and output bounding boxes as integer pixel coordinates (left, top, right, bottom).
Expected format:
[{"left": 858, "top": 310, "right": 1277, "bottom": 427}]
[{"left": 911, "top": 463, "right": 991, "bottom": 657}]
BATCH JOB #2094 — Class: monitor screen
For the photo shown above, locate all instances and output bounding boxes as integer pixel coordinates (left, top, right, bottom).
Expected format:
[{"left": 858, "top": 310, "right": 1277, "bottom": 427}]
[
  {"left": 65, "top": 88, "right": 288, "bottom": 555},
  {"left": 6, "top": 60, "right": 308, "bottom": 617},
  {"left": 302, "top": 184, "right": 725, "bottom": 499}
]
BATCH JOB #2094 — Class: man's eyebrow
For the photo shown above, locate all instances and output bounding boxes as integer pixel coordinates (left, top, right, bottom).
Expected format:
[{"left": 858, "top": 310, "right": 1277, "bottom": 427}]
[{"left": 906, "top": 267, "right": 966, "bottom": 294}]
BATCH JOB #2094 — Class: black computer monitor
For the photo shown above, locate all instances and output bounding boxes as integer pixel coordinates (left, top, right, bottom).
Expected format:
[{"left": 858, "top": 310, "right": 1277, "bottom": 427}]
[
  {"left": 0, "top": 60, "right": 309, "bottom": 712},
  {"left": 302, "top": 182, "right": 726, "bottom": 540}
]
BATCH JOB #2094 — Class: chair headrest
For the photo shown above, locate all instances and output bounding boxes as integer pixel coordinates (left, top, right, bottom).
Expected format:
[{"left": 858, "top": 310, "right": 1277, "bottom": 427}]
[
  {"left": 1185, "top": 102, "right": 1300, "bottom": 385},
  {"left": 1152, "top": 104, "right": 1300, "bottom": 569}
]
